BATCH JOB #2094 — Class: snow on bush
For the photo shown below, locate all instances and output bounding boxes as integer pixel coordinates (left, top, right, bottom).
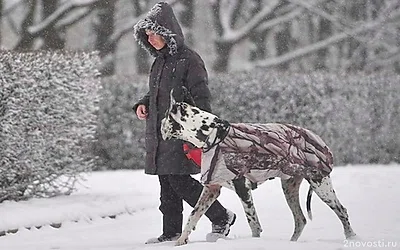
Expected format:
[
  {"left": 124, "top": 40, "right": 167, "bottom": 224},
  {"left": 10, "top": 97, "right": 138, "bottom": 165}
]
[
  {"left": 211, "top": 70, "right": 400, "bottom": 165},
  {"left": 94, "top": 70, "right": 399, "bottom": 170},
  {"left": 94, "top": 75, "right": 148, "bottom": 170},
  {"left": 0, "top": 50, "right": 101, "bottom": 203}
]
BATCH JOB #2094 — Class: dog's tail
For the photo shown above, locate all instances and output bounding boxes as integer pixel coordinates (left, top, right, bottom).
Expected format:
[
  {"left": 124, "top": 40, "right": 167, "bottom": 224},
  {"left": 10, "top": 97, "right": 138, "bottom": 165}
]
[{"left": 306, "top": 186, "right": 313, "bottom": 221}]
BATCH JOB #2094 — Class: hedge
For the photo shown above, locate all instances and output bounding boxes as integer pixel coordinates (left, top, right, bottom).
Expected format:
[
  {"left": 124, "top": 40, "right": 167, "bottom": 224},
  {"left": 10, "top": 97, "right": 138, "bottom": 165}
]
[
  {"left": 97, "top": 70, "right": 399, "bottom": 170},
  {"left": 0, "top": 50, "right": 100, "bottom": 202}
]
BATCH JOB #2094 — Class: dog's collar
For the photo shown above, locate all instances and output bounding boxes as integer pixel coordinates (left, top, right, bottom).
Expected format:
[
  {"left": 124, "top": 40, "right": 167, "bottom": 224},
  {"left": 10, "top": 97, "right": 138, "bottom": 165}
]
[{"left": 203, "top": 121, "right": 231, "bottom": 153}]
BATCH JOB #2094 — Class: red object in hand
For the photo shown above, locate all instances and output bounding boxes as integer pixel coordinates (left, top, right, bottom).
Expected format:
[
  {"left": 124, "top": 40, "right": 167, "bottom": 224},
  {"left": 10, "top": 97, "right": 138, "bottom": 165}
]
[{"left": 183, "top": 144, "right": 202, "bottom": 168}]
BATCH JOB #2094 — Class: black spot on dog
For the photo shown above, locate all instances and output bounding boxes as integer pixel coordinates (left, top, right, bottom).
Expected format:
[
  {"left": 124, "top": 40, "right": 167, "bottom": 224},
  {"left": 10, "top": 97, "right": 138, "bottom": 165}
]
[
  {"left": 233, "top": 178, "right": 251, "bottom": 202},
  {"left": 195, "top": 130, "right": 208, "bottom": 142},
  {"left": 180, "top": 104, "right": 188, "bottom": 117},
  {"left": 170, "top": 116, "right": 183, "bottom": 133},
  {"left": 200, "top": 125, "right": 210, "bottom": 131},
  {"left": 192, "top": 108, "right": 200, "bottom": 115}
]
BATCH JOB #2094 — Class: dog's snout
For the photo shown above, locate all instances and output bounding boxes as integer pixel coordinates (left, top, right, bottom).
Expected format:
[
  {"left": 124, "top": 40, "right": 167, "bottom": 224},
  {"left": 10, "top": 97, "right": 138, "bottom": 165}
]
[
  {"left": 161, "top": 131, "right": 167, "bottom": 140},
  {"left": 160, "top": 118, "right": 169, "bottom": 140}
]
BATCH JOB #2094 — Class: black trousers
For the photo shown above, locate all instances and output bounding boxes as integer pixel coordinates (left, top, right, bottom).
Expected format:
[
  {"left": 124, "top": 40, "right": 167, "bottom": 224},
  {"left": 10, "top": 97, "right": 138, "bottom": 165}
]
[{"left": 158, "top": 174, "right": 227, "bottom": 236}]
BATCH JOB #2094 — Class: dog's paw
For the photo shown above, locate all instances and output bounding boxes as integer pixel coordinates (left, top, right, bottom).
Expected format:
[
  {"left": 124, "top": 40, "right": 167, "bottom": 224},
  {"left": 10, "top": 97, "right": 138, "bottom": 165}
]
[
  {"left": 346, "top": 234, "right": 360, "bottom": 241},
  {"left": 175, "top": 236, "right": 188, "bottom": 246}
]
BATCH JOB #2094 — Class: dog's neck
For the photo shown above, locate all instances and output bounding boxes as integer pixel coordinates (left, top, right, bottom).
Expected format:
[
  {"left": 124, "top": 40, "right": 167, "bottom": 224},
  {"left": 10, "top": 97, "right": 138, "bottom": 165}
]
[
  {"left": 199, "top": 118, "right": 231, "bottom": 151},
  {"left": 176, "top": 108, "right": 231, "bottom": 150}
]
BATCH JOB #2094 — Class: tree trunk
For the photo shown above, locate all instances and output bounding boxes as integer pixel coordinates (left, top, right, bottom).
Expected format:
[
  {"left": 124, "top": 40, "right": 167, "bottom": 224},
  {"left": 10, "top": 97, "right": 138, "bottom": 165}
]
[
  {"left": 275, "top": 22, "right": 291, "bottom": 70},
  {"left": 41, "top": 0, "right": 65, "bottom": 50},
  {"left": 249, "top": 0, "right": 268, "bottom": 61},
  {"left": 210, "top": 0, "right": 243, "bottom": 72},
  {"left": 249, "top": 30, "right": 269, "bottom": 61},
  {"left": 94, "top": 0, "right": 116, "bottom": 76},
  {"left": 212, "top": 41, "right": 234, "bottom": 72},
  {"left": 14, "top": 0, "right": 37, "bottom": 50},
  {"left": 0, "top": 0, "right": 2, "bottom": 45},
  {"left": 315, "top": 15, "right": 332, "bottom": 70},
  {"left": 347, "top": 0, "right": 367, "bottom": 71},
  {"left": 132, "top": 0, "right": 150, "bottom": 75},
  {"left": 179, "top": 0, "right": 194, "bottom": 46}
]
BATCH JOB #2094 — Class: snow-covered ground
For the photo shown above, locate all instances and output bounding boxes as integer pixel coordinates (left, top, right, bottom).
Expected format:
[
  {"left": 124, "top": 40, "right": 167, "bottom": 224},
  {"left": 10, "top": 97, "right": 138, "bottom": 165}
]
[{"left": 0, "top": 165, "right": 399, "bottom": 250}]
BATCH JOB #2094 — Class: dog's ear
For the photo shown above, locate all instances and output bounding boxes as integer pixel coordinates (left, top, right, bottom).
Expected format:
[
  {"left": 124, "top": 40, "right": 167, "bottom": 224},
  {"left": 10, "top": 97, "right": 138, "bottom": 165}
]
[
  {"left": 169, "top": 89, "right": 177, "bottom": 107},
  {"left": 171, "top": 86, "right": 196, "bottom": 106},
  {"left": 182, "top": 86, "right": 196, "bottom": 106}
]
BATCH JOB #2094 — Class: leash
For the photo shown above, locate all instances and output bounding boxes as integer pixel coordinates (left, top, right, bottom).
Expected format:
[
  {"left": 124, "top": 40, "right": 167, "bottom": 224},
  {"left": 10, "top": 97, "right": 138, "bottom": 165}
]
[{"left": 203, "top": 123, "right": 231, "bottom": 153}]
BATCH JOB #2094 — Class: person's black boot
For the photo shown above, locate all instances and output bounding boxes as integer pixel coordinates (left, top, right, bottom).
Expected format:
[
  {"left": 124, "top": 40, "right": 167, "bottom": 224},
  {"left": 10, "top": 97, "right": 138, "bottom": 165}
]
[
  {"left": 145, "top": 233, "right": 181, "bottom": 244},
  {"left": 206, "top": 209, "right": 236, "bottom": 242}
]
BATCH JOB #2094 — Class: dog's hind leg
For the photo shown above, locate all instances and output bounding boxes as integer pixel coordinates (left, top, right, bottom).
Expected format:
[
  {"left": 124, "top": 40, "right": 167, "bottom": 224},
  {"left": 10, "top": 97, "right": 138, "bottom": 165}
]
[
  {"left": 176, "top": 185, "right": 221, "bottom": 246},
  {"left": 307, "top": 176, "right": 356, "bottom": 239},
  {"left": 232, "top": 178, "right": 263, "bottom": 237},
  {"left": 281, "top": 177, "right": 307, "bottom": 241}
]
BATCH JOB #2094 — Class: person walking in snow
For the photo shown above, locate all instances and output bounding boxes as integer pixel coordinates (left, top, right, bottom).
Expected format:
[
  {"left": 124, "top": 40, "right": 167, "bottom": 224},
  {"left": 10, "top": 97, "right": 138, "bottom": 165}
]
[{"left": 132, "top": 1, "right": 236, "bottom": 244}]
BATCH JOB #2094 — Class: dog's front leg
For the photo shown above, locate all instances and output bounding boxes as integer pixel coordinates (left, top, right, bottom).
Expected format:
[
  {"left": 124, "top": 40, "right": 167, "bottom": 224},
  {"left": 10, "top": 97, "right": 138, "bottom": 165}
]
[{"left": 176, "top": 185, "right": 221, "bottom": 246}]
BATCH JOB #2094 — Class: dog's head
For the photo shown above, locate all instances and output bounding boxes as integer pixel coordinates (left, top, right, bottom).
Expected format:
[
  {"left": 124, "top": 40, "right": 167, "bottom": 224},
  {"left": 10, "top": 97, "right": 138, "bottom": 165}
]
[{"left": 161, "top": 88, "right": 223, "bottom": 148}]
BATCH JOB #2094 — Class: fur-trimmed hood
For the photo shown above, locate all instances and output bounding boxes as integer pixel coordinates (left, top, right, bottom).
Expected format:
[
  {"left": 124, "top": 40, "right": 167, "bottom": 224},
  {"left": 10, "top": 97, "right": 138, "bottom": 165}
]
[{"left": 133, "top": 2, "right": 184, "bottom": 57}]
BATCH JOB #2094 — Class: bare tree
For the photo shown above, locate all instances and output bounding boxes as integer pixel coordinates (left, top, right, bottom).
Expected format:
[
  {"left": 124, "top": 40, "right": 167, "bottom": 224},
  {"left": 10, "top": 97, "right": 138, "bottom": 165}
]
[
  {"left": 210, "top": 0, "right": 299, "bottom": 72},
  {"left": 210, "top": 0, "right": 245, "bottom": 72},
  {"left": 13, "top": 0, "right": 99, "bottom": 50},
  {"left": 93, "top": 0, "right": 116, "bottom": 76},
  {"left": 274, "top": 21, "right": 291, "bottom": 70},
  {"left": 131, "top": 0, "right": 150, "bottom": 74},
  {"left": 4, "top": 0, "right": 400, "bottom": 74},
  {"left": 14, "top": 0, "right": 37, "bottom": 50},
  {"left": 314, "top": 3, "right": 332, "bottom": 70},
  {"left": 178, "top": 0, "right": 194, "bottom": 46},
  {"left": 254, "top": 7, "right": 400, "bottom": 68},
  {"left": 41, "top": 0, "right": 65, "bottom": 49},
  {"left": 345, "top": 0, "right": 368, "bottom": 71},
  {"left": 249, "top": 0, "right": 269, "bottom": 61},
  {"left": 0, "top": 0, "right": 2, "bottom": 45}
]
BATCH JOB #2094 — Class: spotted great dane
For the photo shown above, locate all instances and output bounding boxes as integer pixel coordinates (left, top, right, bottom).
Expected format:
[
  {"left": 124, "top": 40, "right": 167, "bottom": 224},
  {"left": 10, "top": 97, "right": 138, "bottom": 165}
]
[{"left": 161, "top": 89, "right": 356, "bottom": 246}]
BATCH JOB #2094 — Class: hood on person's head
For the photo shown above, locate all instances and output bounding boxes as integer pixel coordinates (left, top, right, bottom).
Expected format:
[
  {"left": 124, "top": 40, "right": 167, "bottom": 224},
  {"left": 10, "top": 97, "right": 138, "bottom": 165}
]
[{"left": 133, "top": 2, "right": 184, "bottom": 57}]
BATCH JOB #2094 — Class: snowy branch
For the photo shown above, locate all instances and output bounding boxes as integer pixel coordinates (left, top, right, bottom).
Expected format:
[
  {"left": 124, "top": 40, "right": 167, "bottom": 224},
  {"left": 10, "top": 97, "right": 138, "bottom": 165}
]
[
  {"left": 369, "top": 50, "right": 400, "bottom": 68},
  {"left": 218, "top": 0, "right": 239, "bottom": 32},
  {"left": 256, "top": 8, "right": 303, "bottom": 33},
  {"left": 288, "top": 0, "right": 344, "bottom": 26},
  {"left": 288, "top": 0, "right": 398, "bottom": 53},
  {"left": 222, "top": 0, "right": 281, "bottom": 42},
  {"left": 1, "top": 0, "right": 25, "bottom": 16},
  {"left": 55, "top": 7, "right": 94, "bottom": 30},
  {"left": 27, "top": 0, "right": 101, "bottom": 35},
  {"left": 254, "top": 9, "right": 400, "bottom": 68}
]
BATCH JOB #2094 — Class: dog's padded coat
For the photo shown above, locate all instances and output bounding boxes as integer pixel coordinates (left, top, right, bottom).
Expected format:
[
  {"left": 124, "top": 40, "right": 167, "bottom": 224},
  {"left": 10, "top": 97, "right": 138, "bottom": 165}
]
[{"left": 201, "top": 123, "right": 333, "bottom": 185}]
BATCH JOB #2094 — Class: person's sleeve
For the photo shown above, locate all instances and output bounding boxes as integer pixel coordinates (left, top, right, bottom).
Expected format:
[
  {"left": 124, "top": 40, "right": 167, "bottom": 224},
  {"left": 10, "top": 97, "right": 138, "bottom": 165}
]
[
  {"left": 185, "top": 56, "right": 212, "bottom": 112},
  {"left": 132, "top": 91, "right": 150, "bottom": 112}
]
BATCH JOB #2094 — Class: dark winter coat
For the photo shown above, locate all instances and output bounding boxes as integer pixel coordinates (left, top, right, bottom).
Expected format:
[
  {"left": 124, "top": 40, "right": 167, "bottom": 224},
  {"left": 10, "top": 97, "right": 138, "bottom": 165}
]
[{"left": 133, "top": 2, "right": 212, "bottom": 175}]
